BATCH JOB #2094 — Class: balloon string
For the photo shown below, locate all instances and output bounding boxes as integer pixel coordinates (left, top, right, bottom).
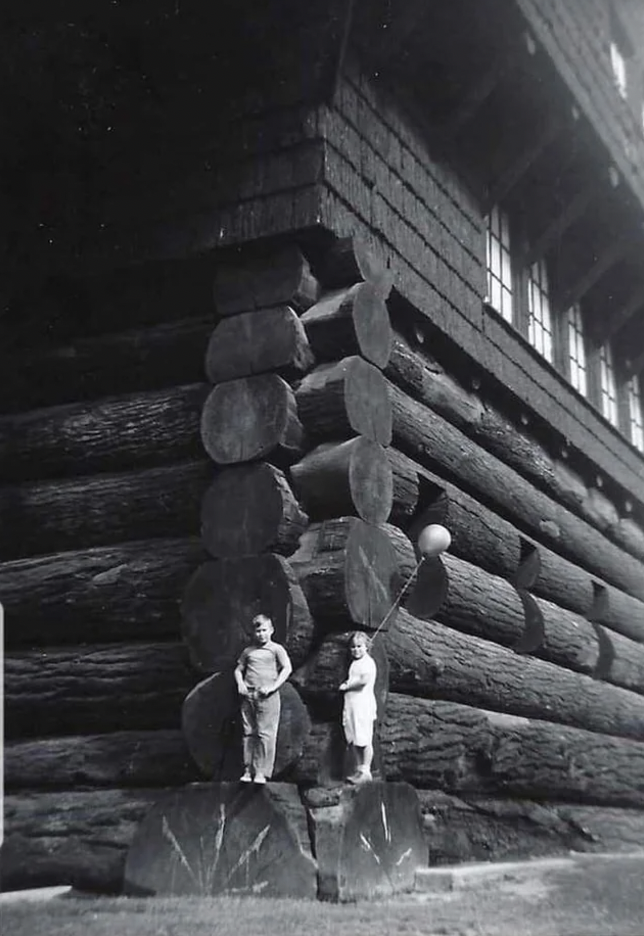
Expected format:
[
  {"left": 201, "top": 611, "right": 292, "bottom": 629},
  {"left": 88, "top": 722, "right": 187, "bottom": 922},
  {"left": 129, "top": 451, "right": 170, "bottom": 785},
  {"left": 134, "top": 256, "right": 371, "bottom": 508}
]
[{"left": 371, "top": 556, "right": 425, "bottom": 640}]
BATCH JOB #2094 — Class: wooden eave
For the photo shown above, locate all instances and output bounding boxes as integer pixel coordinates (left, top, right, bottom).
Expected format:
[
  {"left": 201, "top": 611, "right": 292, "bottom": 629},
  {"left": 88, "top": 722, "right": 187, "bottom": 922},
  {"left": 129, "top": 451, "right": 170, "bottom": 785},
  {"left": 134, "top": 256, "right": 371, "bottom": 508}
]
[{"left": 351, "top": 0, "right": 644, "bottom": 349}]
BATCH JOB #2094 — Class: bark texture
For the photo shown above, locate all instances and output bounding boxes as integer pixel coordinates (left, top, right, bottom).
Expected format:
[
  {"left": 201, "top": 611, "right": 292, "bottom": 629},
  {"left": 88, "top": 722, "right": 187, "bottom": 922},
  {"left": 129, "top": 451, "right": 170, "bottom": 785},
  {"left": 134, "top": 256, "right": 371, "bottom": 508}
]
[{"left": 2, "top": 537, "right": 205, "bottom": 648}]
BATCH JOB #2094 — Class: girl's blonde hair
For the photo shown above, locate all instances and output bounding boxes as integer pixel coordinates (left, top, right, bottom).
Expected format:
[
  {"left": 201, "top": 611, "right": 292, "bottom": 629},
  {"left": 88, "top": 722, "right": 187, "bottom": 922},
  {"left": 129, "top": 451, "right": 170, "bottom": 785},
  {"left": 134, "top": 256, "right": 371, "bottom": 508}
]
[{"left": 349, "top": 630, "right": 371, "bottom": 648}]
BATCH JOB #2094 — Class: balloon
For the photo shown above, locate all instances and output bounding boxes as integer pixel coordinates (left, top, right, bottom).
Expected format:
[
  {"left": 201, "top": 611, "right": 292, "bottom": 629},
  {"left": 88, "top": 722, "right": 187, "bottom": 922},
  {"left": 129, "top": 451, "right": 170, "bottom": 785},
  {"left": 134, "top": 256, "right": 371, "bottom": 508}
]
[{"left": 417, "top": 524, "right": 451, "bottom": 558}]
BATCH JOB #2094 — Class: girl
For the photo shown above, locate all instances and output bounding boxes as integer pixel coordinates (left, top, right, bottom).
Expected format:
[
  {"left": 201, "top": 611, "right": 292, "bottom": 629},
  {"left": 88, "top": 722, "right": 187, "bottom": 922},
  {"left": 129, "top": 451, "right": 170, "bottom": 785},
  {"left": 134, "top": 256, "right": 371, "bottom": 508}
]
[{"left": 339, "top": 631, "right": 377, "bottom": 784}]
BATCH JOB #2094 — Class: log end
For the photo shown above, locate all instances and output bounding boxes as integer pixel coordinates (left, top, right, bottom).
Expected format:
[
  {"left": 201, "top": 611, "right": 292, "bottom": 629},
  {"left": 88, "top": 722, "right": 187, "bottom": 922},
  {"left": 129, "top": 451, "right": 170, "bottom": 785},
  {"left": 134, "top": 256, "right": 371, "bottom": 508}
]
[
  {"left": 304, "top": 781, "right": 427, "bottom": 901},
  {"left": 124, "top": 781, "right": 318, "bottom": 899}
]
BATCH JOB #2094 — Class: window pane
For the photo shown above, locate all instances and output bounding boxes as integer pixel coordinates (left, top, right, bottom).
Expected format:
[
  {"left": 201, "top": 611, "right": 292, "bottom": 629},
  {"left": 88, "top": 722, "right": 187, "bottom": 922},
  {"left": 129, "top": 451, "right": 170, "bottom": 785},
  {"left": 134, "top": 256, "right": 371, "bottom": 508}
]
[
  {"left": 486, "top": 206, "right": 513, "bottom": 323},
  {"left": 599, "top": 343, "right": 619, "bottom": 426},
  {"left": 610, "top": 41, "right": 627, "bottom": 99},
  {"left": 566, "top": 304, "right": 587, "bottom": 396},
  {"left": 527, "top": 259, "right": 553, "bottom": 363},
  {"left": 627, "top": 374, "right": 644, "bottom": 451}
]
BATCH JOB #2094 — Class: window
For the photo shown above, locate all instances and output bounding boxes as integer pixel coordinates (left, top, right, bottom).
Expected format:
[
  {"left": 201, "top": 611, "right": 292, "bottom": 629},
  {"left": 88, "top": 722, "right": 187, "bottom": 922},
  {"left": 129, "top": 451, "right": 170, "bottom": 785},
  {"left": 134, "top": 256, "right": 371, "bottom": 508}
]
[
  {"left": 484, "top": 205, "right": 642, "bottom": 454},
  {"left": 566, "top": 303, "right": 588, "bottom": 396},
  {"left": 527, "top": 258, "right": 554, "bottom": 363},
  {"left": 599, "top": 342, "right": 619, "bottom": 426},
  {"left": 627, "top": 373, "right": 644, "bottom": 451},
  {"left": 485, "top": 204, "right": 513, "bottom": 322},
  {"left": 610, "top": 40, "right": 628, "bottom": 99}
]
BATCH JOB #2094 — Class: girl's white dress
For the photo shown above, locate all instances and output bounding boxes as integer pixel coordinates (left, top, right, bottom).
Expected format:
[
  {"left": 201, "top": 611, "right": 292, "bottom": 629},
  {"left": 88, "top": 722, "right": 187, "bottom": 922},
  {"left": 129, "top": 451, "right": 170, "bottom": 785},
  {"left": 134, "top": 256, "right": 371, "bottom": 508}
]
[{"left": 342, "top": 654, "right": 377, "bottom": 746}]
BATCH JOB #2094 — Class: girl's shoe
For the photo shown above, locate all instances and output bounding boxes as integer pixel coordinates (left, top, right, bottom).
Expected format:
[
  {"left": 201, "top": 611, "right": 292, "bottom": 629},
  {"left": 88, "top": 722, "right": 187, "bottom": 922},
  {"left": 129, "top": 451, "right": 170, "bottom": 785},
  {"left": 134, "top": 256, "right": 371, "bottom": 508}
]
[
  {"left": 253, "top": 773, "right": 267, "bottom": 784},
  {"left": 240, "top": 770, "right": 253, "bottom": 783}
]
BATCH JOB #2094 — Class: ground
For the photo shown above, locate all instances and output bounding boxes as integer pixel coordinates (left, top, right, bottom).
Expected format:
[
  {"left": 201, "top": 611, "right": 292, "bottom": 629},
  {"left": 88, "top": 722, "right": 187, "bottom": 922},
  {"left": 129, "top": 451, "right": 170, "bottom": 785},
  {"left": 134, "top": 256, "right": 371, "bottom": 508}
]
[{"left": 3, "top": 853, "right": 644, "bottom": 936}]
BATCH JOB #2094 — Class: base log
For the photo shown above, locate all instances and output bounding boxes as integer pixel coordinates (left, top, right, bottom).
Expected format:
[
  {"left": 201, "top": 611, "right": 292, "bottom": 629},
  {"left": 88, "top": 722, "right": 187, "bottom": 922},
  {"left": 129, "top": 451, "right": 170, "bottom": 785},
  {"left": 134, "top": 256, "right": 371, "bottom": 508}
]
[
  {"left": 3, "top": 788, "right": 168, "bottom": 893},
  {"left": 303, "top": 782, "right": 426, "bottom": 901},
  {"left": 124, "top": 782, "right": 317, "bottom": 898}
]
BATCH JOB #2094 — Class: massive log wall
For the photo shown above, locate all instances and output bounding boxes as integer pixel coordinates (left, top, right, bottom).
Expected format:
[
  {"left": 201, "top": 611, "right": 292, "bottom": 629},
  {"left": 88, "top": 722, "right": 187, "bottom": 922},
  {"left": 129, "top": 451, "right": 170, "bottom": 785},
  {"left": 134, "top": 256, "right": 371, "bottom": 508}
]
[{"left": 4, "top": 50, "right": 644, "bottom": 889}]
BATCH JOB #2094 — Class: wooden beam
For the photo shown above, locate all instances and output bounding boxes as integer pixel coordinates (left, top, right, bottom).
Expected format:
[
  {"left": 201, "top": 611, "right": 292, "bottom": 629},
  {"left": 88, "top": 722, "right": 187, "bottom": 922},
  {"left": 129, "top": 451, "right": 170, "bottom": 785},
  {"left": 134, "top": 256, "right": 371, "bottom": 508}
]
[
  {"left": 592, "top": 283, "right": 644, "bottom": 345},
  {"left": 523, "top": 180, "right": 597, "bottom": 267},
  {"left": 483, "top": 116, "right": 562, "bottom": 214},
  {"left": 555, "top": 238, "right": 629, "bottom": 310}
]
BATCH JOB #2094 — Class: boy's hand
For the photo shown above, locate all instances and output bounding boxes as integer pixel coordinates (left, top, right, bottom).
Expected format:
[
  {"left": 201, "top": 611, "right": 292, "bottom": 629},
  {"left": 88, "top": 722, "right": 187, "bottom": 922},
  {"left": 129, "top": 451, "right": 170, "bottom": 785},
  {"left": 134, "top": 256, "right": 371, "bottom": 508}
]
[
  {"left": 339, "top": 681, "right": 348, "bottom": 691},
  {"left": 238, "top": 683, "right": 250, "bottom": 697}
]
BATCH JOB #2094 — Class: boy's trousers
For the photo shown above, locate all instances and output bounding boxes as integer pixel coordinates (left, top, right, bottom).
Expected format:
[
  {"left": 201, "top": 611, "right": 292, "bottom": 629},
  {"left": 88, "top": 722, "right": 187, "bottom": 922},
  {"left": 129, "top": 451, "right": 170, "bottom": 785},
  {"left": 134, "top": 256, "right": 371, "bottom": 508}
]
[{"left": 241, "top": 691, "right": 281, "bottom": 778}]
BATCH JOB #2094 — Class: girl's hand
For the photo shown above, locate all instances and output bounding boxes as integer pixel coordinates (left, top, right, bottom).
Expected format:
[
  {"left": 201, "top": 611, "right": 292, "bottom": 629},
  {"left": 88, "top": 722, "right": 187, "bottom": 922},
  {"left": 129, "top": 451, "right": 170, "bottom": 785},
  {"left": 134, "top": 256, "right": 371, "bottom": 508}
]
[
  {"left": 238, "top": 683, "right": 250, "bottom": 697},
  {"left": 339, "top": 681, "right": 348, "bottom": 691}
]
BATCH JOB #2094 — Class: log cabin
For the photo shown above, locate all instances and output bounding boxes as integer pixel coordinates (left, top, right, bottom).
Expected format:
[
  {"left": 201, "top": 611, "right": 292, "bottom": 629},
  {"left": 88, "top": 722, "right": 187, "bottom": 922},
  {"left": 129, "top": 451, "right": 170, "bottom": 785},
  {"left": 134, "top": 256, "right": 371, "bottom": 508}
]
[{"left": 2, "top": 0, "right": 644, "bottom": 896}]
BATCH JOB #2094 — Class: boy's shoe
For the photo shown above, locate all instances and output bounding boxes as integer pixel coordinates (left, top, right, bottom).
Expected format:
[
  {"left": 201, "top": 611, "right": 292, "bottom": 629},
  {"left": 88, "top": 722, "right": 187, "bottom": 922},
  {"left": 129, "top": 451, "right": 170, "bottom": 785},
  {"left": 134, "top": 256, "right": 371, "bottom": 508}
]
[
  {"left": 240, "top": 770, "right": 253, "bottom": 783},
  {"left": 253, "top": 773, "right": 267, "bottom": 784}
]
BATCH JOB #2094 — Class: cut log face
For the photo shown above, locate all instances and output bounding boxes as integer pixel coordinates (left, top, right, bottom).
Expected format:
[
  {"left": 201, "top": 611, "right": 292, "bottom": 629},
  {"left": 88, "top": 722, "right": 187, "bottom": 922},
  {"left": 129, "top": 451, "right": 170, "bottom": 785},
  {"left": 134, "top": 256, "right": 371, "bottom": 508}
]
[
  {"left": 200, "top": 374, "right": 305, "bottom": 466},
  {"left": 296, "top": 357, "right": 392, "bottom": 445},
  {"left": 290, "top": 518, "right": 399, "bottom": 629},
  {"left": 290, "top": 437, "right": 393, "bottom": 525},
  {"left": 124, "top": 782, "right": 318, "bottom": 898},
  {"left": 181, "top": 672, "right": 311, "bottom": 780},
  {"left": 213, "top": 243, "right": 320, "bottom": 316},
  {"left": 201, "top": 463, "right": 308, "bottom": 558},
  {"left": 180, "top": 554, "right": 314, "bottom": 672},
  {"left": 303, "top": 782, "right": 426, "bottom": 901},
  {"left": 315, "top": 235, "right": 390, "bottom": 292},
  {"left": 205, "top": 305, "right": 315, "bottom": 384},
  {"left": 300, "top": 282, "right": 393, "bottom": 369}
]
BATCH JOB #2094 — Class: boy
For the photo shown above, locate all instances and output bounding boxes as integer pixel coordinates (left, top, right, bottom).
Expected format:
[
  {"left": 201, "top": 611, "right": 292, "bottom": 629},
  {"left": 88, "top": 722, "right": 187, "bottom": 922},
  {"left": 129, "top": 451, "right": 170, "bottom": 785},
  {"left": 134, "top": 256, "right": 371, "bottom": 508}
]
[
  {"left": 339, "top": 630, "right": 377, "bottom": 783},
  {"left": 234, "top": 614, "right": 292, "bottom": 784}
]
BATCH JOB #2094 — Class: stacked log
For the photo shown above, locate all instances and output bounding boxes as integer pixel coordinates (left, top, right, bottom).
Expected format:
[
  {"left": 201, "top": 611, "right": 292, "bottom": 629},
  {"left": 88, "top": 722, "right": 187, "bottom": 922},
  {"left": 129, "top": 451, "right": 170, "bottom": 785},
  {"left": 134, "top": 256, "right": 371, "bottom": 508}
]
[
  {"left": 6, "top": 221, "right": 644, "bottom": 893},
  {"left": 386, "top": 448, "right": 644, "bottom": 644},
  {"left": 182, "top": 235, "right": 402, "bottom": 786},
  {"left": 385, "top": 330, "right": 644, "bottom": 564},
  {"left": 181, "top": 240, "right": 325, "bottom": 782},
  {"left": 1, "top": 254, "right": 221, "bottom": 894}
]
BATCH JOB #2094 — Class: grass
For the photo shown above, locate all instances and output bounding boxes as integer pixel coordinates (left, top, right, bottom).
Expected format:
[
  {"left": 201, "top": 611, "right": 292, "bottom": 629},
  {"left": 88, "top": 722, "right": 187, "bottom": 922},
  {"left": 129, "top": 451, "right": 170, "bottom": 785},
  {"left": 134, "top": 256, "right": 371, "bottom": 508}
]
[
  {"left": 4, "top": 894, "right": 459, "bottom": 936},
  {"left": 4, "top": 854, "right": 644, "bottom": 936}
]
